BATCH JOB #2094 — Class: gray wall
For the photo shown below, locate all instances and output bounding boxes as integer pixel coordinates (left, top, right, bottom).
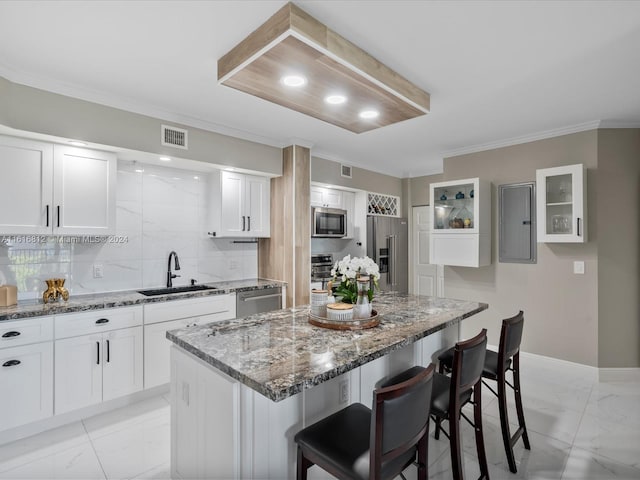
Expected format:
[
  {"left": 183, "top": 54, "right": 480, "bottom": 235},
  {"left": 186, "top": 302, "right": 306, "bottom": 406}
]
[
  {"left": 597, "top": 129, "right": 640, "bottom": 368},
  {"left": 413, "top": 131, "right": 600, "bottom": 367},
  {"left": 0, "top": 76, "right": 282, "bottom": 175},
  {"left": 311, "top": 156, "right": 402, "bottom": 198}
]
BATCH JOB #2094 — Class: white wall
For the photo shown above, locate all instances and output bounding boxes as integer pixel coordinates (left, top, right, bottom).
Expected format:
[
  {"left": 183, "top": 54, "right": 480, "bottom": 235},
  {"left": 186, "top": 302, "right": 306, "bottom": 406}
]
[{"left": 0, "top": 161, "right": 257, "bottom": 300}]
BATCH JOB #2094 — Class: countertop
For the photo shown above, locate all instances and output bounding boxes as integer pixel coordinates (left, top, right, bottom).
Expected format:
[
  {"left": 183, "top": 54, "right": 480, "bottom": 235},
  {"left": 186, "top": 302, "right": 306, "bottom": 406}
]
[
  {"left": 167, "top": 292, "right": 488, "bottom": 402},
  {"left": 0, "top": 279, "right": 286, "bottom": 322}
]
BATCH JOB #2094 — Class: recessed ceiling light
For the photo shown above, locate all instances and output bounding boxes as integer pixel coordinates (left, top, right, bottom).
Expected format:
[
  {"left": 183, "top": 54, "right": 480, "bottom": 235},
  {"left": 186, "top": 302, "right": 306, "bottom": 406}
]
[
  {"left": 68, "top": 140, "right": 87, "bottom": 147},
  {"left": 135, "top": 169, "right": 144, "bottom": 173},
  {"left": 193, "top": 176, "right": 199, "bottom": 180},
  {"left": 324, "top": 94, "right": 347, "bottom": 105},
  {"left": 359, "top": 110, "right": 379, "bottom": 119},
  {"left": 281, "top": 75, "right": 307, "bottom": 87},
  {"left": 159, "top": 156, "right": 171, "bottom": 162}
]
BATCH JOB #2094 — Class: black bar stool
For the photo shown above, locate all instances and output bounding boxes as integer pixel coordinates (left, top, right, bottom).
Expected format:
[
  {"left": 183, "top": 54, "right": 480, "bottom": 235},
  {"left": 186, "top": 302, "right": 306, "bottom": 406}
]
[
  {"left": 294, "top": 364, "right": 435, "bottom": 480},
  {"left": 431, "top": 329, "right": 490, "bottom": 480},
  {"left": 438, "top": 312, "right": 530, "bottom": 473}
]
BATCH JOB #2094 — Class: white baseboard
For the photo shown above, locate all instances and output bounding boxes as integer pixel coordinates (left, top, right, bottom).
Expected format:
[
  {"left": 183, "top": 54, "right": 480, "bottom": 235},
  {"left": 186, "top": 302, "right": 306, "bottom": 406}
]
[
  {"left": 517, "top": 349, "right": 599, "bottom": 381},
  {"left": 598, "top": 368, "right": 640, "bottom": 382},
  {"left": 503, "top": 348, "right": 640, "bottom": 383}
]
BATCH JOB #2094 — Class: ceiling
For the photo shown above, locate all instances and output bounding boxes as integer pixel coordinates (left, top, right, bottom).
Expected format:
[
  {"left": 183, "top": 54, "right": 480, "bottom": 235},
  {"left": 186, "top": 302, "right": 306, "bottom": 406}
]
[{"left": 0, "top": 1, "right": 639, "bottom": 178}]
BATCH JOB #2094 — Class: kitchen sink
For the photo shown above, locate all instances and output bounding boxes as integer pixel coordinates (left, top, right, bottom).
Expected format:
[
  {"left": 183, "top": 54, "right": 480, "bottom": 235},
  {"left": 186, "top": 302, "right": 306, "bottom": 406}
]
[{"left": 137, "top": 285, "right": 217, "bottom": 296}]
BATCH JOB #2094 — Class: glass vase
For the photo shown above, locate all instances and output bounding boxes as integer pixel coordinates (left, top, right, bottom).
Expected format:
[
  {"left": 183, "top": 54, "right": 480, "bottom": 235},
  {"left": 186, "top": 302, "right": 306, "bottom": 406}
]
[{"left": 353, "top": 276, "right": 372, "bottom": 319}]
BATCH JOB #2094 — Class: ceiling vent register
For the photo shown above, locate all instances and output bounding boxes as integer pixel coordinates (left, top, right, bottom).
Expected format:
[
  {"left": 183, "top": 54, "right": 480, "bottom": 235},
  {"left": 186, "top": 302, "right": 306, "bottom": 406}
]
[{"left": 161, "top": 125, "right": 188, "bottom": 150}]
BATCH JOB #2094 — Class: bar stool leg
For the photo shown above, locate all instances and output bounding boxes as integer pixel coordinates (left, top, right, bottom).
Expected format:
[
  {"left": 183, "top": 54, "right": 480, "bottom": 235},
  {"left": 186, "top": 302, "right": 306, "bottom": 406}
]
[
  {"left": 296, "top": 446, "right": 311, "bottom": 480},
  {"left": 449, "top": 411, "right": 464, "bottom": 480},
  {"left": 473, "top": 382, "right": 490, "bottom": 480},
  {"left": 513, "top": 353, "right": 531, "bottom": 450},
  {"left": 497, "top": 367, "right": 517, "bottom": 473},
  {"left": 417, "top": 433, "right": 429, "bottom": 480},
  {"left": 435, "top": 361, "right": 445, "bottom": 440}
]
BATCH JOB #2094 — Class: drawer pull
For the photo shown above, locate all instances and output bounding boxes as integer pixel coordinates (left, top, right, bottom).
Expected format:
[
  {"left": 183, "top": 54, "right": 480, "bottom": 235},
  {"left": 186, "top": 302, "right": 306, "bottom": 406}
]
[
  {"left": 2, "top": 331, "right": 21, "bottom": 338},
  {"left": 3, "top": 360, "right": 21, "bottom": 367},
  {"left": 95, "top": 318, "right": 109, "bottom": 325}
]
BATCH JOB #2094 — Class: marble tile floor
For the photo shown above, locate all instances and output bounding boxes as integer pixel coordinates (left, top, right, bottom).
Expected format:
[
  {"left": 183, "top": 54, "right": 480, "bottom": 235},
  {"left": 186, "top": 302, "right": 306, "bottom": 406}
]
[{"left": 0, "top": 361, "right": 638, "bottom": 479}]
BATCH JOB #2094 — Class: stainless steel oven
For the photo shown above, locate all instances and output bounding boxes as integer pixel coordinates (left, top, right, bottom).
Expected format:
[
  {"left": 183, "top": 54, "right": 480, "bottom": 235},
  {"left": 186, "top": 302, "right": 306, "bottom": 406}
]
[
  {"left": 311, "top": 207, "right": 347, "bottom": 237},
  {"left": 311, "top": 253, "right": 334, "bottom": 289}
]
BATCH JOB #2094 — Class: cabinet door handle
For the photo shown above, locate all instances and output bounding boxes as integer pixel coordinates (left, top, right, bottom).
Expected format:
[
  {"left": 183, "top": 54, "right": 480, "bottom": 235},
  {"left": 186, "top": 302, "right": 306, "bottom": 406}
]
[
  {"left": 247, "top": 216, "right": 251, "bottom": 231},
  {"left": 96, "top": 341, "right": 100, "bottom": 365},
  {"left": 3, "top": 360, "right": 21, "bottom": 367},
  {"left": 57, "top": 205, "right": 60, "bottom": 228},
  {"left": 95, "top": 318, "right": 109, "bottom": 325},
  {"left": 2, "top": 331, "right": 21, "bottom": 338},
  {"left": 46, "top": 205, "right": 50, "bottom": 227},
  {"left": 242, "top": 216, "right": 246, "bottom": 231},
  {"left": 577, "top": 218, "right": 581, "bottom": 236},
  {"left": 106, "top": 339, "right": 110, "bottom": 363}
]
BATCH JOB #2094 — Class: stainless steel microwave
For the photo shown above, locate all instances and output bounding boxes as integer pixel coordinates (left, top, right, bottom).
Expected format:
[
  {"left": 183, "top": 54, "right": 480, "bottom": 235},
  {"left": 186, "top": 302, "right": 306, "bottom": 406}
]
[{"left": 312, "top": 207, "right": 347, "bottom": 237}]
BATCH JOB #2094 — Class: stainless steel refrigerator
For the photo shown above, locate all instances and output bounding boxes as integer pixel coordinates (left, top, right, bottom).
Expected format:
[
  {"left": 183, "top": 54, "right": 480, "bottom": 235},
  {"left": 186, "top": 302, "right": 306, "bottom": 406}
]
[{"left": 366, "top": 216, "right": 408, "bottom": 293}]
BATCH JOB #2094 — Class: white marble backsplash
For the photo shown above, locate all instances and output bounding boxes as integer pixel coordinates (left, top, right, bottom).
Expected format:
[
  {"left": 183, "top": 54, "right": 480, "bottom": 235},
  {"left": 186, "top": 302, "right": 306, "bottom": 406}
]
[{"left": 0, "top": 161, "right": 257, "bottom": 300}]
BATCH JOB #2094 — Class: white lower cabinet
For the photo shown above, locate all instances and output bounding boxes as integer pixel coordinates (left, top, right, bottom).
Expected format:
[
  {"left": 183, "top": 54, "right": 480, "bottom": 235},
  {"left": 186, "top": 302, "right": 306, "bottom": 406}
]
[
  {"left": 0, "top": 342, "right": 53, "bottom": 431},
  {"left": 144, "top": 318, "right": 204, "bottom": 389},
  {"left": 55, "top": 326, "right": 143, "bottom": 414},
  {"left": 143, "top": 294, "right": 236, "bottom": 389},
  {"left": 54, "top": 306, "right": 144, "bottom": 415}
]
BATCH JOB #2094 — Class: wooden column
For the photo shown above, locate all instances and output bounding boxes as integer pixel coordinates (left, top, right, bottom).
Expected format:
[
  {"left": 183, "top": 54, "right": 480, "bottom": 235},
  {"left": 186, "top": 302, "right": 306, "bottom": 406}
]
[{"left": 258, "top": 145, "right": 310, "bottom": 307}]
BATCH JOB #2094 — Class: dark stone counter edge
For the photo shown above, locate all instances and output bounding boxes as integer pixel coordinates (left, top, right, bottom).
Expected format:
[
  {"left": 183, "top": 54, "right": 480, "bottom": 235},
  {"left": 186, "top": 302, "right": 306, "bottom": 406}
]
[
  {"left": 0, "top": 280, "right": 286, "bottom": 322},
  {"left": 167, "top": 302, "right": 488, "bottom": 402}
]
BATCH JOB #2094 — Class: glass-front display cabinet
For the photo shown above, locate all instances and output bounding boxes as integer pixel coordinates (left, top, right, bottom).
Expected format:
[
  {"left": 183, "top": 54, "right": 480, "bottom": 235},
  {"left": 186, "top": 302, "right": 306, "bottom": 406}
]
[
  {"left": 536, "top": 164, "right": 586, "bottom": 243},
  {"left": 429, "top": 177, "right": 491, "bottom": 267}
]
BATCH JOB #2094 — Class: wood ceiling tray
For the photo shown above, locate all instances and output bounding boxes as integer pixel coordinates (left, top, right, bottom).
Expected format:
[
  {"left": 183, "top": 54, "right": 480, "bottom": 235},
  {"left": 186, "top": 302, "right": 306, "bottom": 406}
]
[{"left": 218, "top": 2, "right": 430, "bottom": 133}]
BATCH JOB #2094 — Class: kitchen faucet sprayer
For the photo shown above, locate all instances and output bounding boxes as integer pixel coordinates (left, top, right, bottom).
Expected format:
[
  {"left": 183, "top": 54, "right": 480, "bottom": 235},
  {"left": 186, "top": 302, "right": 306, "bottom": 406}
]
[{"left": 167, "top": 251, "right": 181, "bottom": 287}]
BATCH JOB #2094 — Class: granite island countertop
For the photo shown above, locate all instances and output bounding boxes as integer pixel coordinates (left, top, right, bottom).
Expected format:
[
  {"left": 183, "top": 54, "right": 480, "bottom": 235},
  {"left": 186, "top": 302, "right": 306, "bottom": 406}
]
[
  {"left": 167, "top": 292, "right": 488, "bottom": 402},
  {"left": 0, "top": 279, "right": 286, "bottom": 322}
]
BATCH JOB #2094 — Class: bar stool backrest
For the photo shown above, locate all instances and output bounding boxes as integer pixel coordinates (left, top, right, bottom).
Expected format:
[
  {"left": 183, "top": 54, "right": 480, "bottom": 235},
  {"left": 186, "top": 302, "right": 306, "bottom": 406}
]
[
  {"left": 500, "top": 311, "right": 525, "bottom": 364},
  {"left": 371, "top": 364, "right": 435, "bottom": 476},
  {"left": 452, "top": 329, "right": 488, "bottom": 393}
]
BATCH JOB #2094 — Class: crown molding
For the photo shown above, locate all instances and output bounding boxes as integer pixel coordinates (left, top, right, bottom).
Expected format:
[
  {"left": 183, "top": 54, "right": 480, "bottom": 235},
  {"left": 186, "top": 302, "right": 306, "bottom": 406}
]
[
  {"left": 0, "top": 64, "right": 286, "bottom": 150},
  {"left": 598, "top": 120, "right": 640, "bottom": 129},
  {"left": 441, "top": 120, "right": 603, "bottom": 159}
]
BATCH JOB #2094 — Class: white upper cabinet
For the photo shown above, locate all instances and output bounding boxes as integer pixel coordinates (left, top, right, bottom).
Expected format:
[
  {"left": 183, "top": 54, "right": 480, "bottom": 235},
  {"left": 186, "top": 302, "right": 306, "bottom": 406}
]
[
  {"left": 53, "top": 146, "right": 117, "bottom": 235},
  {"left": 536, "top": 164, "right": 587, "bottom": 243},
  {"left": 429, "top": 177, "right": 491, "bottom": 267},
  {"left": 0, "top": 136, "right": 117, "bottom": 235},
  {"left": 310, "top": 186, "right": 343, "bottom": 208},
  {"left": 210, "top": 170, "right": 271, "bottom": 238},
  {"left": 341, "top": 190, "right": 355, "bottom": 239},
  {"left": 0, "top": 136, "right": 53, "bottom": 235}
]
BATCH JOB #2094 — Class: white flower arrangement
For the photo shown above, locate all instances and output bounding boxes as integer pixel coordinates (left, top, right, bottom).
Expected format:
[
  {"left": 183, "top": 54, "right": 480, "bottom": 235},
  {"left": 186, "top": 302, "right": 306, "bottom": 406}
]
[{"left": 330, "top": 255, "right": 380, "bottom": 303}]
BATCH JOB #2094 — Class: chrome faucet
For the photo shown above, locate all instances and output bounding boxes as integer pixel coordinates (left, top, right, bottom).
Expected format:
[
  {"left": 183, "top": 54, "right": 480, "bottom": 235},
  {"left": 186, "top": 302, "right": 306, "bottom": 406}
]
[{"left": 167, "top": 251, "right": 181, "bottom": 288}]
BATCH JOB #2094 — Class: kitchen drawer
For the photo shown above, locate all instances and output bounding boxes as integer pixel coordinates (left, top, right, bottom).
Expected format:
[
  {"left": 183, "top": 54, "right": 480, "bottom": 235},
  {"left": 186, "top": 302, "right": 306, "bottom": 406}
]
[
  {"left": 0, "top": 316, "right": 54, "bottom": 349},
  {"left": 143, "top": 293, "right": 235, "bottom": 324},
  {"left": 55, "top": 306, "right": 143, "bottom": 339}
]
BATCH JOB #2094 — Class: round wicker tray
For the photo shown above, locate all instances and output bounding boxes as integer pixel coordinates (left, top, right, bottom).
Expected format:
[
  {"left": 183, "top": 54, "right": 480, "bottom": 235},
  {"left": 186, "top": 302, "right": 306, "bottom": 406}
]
[{"left": 308, "top": 309, "right": 379, "bottom": 330}]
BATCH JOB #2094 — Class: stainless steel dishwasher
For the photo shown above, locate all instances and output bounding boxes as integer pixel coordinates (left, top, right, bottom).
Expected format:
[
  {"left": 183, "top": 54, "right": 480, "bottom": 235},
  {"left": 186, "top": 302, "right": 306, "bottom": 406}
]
[{"left": 236, "top": 287, "right": 282, "bottom": 317}]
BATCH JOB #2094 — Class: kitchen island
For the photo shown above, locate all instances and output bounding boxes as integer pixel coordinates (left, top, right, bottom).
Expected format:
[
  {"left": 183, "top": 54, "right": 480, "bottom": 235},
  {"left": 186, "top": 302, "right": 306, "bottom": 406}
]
[{"left": 167, "top": 292, "right": 488, "bottom": 479}]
